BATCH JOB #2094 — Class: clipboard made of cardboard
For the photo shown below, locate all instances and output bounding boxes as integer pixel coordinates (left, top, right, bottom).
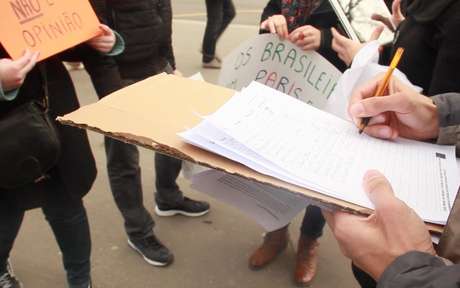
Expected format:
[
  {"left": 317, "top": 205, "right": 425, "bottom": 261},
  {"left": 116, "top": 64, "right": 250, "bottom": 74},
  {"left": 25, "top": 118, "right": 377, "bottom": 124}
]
[{"left": 57, "top": 73, "right": 444, "bottom": 234}]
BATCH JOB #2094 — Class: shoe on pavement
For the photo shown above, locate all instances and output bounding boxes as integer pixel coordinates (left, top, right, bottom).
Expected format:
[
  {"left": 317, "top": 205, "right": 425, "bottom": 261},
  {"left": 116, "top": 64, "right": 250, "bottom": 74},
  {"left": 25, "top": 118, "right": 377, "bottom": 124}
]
[
  {"left": 202, "top": 58, "right": 221, "bottom": 69},
  {"left": 199, "top": 49, "right": 222, "bottom": 63},
  {"left": 249, "top": 226, "right": 289, "bottom": 270},
  {"left": 155, "top": 197, "right": 210, "bottom": 217},
  {"left": 294, "top": 235, "right": 319, "bottom": 286},
  {"left": 128, "top": 235, "right": 173, "bottom": 267}
]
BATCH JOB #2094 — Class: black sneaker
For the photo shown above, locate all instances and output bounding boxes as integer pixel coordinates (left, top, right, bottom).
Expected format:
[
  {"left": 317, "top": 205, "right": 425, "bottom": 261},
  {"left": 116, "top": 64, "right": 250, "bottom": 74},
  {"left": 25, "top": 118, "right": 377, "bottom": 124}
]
[
  {"left": 0, "top": 264, "right": 22, "bottom": 288},
  {"left": 128, "top": 235, "right": 173, "bottom": 267},
  {"left": 155, "top": 197, "right": 210, "bottom": 217}
]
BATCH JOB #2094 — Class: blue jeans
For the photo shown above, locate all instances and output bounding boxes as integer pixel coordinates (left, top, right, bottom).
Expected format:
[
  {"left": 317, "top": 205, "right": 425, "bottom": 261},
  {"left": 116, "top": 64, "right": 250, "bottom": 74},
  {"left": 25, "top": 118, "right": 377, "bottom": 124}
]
[{"left": 0, "top": 191, "right": 91, "bottom": 288}]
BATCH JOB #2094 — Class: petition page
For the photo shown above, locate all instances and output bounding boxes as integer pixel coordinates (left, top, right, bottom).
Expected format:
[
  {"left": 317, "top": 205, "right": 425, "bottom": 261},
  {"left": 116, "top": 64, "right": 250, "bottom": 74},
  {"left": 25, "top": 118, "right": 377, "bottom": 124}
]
[
  {"left": 206, "top": 82, "right": 460, "bottom": 224},
  {"left": 191, "top": 169, "right": 310, "bottom": 232}
]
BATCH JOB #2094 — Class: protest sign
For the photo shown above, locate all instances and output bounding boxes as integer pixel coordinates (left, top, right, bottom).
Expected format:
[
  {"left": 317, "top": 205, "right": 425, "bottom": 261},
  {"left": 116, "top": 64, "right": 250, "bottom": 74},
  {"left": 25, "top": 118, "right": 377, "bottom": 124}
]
[
  {"left": 0, "top": 0, "right": 100, "bottom": 61},
  {"left": 218, "top": 34, "right": 342, "bottom": 108}
]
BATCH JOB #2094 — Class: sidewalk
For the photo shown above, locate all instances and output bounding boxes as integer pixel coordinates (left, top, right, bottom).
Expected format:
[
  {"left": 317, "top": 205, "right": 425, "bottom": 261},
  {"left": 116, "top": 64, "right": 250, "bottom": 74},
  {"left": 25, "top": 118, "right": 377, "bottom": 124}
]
[{"left": 9, "top": 14, "right": 359, "bottom": 288}]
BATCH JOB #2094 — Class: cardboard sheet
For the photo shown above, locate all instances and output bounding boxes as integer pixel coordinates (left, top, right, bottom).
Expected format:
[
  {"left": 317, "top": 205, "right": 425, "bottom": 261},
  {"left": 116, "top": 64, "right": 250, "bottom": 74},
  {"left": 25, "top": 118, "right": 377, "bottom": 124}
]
[{"left": 58, "top": 74, "right": 444, "bottom": 233}]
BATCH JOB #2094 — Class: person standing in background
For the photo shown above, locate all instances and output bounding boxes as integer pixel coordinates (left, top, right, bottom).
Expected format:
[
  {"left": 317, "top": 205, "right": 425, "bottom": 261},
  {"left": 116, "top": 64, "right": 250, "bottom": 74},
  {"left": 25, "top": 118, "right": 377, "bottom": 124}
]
[
  {"left": 249, "top": 0, "right": 347, "bottom": 286},
  {"left": 201, "top": 0, "right": 236, "bottom": 69},
  {"left": 91, "top": 0, "right": 211, "bottom": 268},
  {"left": 0, "top": 24, "right": 120, "bottom": 288}
]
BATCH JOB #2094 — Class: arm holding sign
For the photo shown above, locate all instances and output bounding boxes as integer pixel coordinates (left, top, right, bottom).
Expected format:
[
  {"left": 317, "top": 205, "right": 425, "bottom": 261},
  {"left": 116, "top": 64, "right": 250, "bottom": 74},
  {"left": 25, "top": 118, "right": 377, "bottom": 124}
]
[
  {"left": 331, "top": 26, "right": 384, "bottom": 66},
  {"left": 259, "top": 0, "right": 347, "bottom": 71},
  {"left": 0, "top": 50, "right": 40, "bottom": 101},
  {"left": 371, "top": 0, "right": 405, "bottom": 33},
  {"left": 86, "top": 24, "right": 117, "bottom": 54},
  {"left": 289, "top": 25, "right": 321, "bottom": 51}
]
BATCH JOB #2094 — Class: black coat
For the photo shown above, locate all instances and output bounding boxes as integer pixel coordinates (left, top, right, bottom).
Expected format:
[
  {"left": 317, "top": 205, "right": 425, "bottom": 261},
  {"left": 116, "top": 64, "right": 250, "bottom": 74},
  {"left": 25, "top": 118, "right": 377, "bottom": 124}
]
[
  {"left": 260, "top": 0, "right": 347, "bottom": 72},
  {"left": 0, "top": 46, "right": 97, "bottom": 211},
  {"left": 383, "top": 0, "right": 460, "bottom": 96},
  {"left": 92, "top": 0, "right": 176, "bottom": 80}
]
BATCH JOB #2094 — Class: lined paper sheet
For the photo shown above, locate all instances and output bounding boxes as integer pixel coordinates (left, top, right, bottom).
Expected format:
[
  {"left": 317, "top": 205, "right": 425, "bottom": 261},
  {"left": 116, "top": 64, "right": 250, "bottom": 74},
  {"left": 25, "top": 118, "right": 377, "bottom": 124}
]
[
  {"left": 180, "top": 82, "right": 460, "bottom": 224},
  {"left": 191, "top": 169, "right": 310, "bottom": 232}
]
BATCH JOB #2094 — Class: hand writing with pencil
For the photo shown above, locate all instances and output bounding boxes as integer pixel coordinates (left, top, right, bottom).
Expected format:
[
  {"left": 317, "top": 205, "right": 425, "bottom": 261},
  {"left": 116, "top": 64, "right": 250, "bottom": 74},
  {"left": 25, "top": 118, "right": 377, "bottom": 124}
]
[{"left": 348, "top": 77, "right": 439, "bottom": 141}]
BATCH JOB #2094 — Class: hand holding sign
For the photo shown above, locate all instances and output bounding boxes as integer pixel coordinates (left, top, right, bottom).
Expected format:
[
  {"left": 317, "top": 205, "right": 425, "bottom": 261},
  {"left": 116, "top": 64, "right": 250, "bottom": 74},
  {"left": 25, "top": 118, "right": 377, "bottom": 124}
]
[
  {"left": 260, "top": 15, "right": 289, "bottom": 39},
  {"left": 87, "top": 24, "right": 115, "bottom": 53},
  {"left": 289, "top": 25, "right": 321, "bottom": 51},
  {"left": 331, "top": 26, "right": 383, "bottom": 66},
  {"left": 0, "top": 50, "right": 40, "bottom": 91},
  {"left": 371, "top": 0, "right": 405, "bottom": 32}
]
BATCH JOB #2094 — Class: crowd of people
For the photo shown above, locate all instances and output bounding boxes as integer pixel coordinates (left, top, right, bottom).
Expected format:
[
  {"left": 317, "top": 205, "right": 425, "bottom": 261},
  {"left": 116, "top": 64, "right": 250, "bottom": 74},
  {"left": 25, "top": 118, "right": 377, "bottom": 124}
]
[{"left": 1, "top": 0, "right": 460, "bottom": 287}]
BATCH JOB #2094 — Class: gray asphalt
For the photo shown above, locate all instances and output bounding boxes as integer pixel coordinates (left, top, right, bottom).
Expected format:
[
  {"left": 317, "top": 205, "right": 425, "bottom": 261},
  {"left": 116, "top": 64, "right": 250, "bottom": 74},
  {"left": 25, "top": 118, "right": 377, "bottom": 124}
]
[{"left": 9, "top": 1, "right": 359, "bottom": 287}]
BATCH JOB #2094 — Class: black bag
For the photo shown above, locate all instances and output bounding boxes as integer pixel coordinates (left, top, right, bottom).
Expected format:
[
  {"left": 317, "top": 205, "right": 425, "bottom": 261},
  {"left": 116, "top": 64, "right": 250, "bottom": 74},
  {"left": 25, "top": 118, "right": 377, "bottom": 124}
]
[{"left": 0, "top": 66, "right": 61, "bottom": 189}]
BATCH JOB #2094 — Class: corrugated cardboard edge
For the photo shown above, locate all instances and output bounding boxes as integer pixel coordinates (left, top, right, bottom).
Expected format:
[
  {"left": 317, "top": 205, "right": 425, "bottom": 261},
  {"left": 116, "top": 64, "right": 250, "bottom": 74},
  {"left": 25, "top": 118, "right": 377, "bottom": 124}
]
[
  {"left": 58, "top": 118, "right": 444, "bottom": 234},
  {"left": 57, "top": 73, "right": 443, "bottom": 234}
]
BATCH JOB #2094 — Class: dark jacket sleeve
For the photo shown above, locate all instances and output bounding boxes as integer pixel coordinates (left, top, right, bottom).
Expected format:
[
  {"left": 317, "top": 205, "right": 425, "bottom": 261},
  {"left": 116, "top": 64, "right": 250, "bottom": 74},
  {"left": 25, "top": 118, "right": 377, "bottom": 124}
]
[
  {"left": 260, "top": 0, "right": 281, "bottom": 32},
  {"left": 82, "top": 50, "right": 124, "bottom": 98},
  {"left": 428, "top": 6, "right": 460, "bottom": 95},
  {"left": 433, "top": 93, "right": 460, "bottom": 155},
  {"left": 90, "top": 0, "right": 108, "bottom": 23},
  {"left": 377, "top": 251, "right": 460, "bottom": 288},
  {"left": 159, "top": 0, "right": 176, "bottom": 70}
]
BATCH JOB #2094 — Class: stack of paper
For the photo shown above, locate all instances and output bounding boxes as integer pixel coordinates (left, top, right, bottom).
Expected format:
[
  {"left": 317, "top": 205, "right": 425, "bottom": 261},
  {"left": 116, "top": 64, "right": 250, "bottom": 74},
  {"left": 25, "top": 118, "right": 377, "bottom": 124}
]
[{"left": 179, "top": 82, "right": 460, "bottom": 225}]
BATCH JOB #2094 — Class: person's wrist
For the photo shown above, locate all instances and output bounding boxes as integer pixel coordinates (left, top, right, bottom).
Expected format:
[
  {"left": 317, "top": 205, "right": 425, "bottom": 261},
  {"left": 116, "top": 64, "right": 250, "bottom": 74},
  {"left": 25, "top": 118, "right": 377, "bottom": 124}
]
[
  {"left": 364, "top": 252, "right": 400, "bottom": 280},
  {"left": 422, "top": 95, "right": 440, "bottom": 139}
]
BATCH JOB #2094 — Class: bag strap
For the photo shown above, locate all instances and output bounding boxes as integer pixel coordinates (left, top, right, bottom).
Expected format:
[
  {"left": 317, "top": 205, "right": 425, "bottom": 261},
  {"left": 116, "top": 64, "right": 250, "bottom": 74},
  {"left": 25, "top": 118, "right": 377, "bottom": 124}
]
[{"left": 38, "top": 64, "right": 50, "bottom": 113}]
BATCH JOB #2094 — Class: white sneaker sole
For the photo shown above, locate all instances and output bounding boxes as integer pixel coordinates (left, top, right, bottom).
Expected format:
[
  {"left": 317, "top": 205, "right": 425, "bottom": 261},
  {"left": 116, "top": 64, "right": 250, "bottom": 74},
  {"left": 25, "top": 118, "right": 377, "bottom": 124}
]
[
  {"left": 154, "top": 206, "right": 209, "bottom": 217},
  {"left": 127, "top": 239, "right": 170, "bottom": 267}
]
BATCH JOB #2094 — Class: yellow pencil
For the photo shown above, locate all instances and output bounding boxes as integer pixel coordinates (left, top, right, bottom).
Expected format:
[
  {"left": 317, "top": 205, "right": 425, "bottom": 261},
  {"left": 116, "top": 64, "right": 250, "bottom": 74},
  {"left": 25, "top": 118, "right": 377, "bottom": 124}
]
[{"left": 359, "top": 47, "right": 405, "bottom": 134}]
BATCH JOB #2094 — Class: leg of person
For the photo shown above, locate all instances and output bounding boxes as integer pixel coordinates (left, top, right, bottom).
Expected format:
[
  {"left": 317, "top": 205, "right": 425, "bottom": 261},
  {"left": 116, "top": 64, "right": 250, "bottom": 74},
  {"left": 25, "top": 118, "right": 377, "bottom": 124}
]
[
  {"left": 202, "top": 0, "right": 224, "bottom": 68},
  {"left": 105, "top": 137, "right": 173, "bottom": 267},
  {"left": 154, "top": 153, "right": 210, "bottom": 217},
  {"left": 42, "top": 196, "right": 91, "bottom": 288},
  {"left": 352, "top": 263, "right": 377, "bottom": 288},
  {"left": 294, "top": 205, "right": 324, "bottom": 286},
  {"left": 215, "top": 0, "right": 236, "bottom": 43},
  {"left": 248, "top": 226, "right": 289, "bottom": 270},
  {"left": 0, "top": 208, "right": 24, "bottom": 288}
]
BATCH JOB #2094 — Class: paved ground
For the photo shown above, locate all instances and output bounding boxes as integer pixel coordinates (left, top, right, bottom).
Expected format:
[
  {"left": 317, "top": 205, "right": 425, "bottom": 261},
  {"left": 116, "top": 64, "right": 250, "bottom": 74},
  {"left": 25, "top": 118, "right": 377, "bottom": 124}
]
[{"left": 10, "top": 1, "right": 359, "bottom": 287}]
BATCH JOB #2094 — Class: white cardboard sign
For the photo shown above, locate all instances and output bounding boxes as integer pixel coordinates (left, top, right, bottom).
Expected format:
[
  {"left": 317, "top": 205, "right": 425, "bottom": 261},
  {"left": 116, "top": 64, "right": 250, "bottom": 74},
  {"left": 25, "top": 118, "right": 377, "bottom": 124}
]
[{"left": 218, "top": 34, "right": 342, "bottom": 108}]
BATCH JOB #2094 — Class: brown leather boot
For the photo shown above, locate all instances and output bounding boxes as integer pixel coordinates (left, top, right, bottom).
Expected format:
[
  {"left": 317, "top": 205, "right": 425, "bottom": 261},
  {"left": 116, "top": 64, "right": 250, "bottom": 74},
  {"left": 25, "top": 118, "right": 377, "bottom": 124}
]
[
  {"left": 248, "top": 226, "right": 289, "bottom": 270},
  {"left": 294, "top": 235, "right": 319, "bottom": 286}
]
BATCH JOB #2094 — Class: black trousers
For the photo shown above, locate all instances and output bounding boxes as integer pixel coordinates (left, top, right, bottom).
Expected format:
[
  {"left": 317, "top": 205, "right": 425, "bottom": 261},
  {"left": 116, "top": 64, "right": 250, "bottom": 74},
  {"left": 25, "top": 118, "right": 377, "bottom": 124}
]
[
  {"left": 202, "top": 0, "right": 236, "bottom": 62},
  {"left": 300, "top": 205, "right": 325, "bottom": 239},
  {"left": 0, "top": 182, "right": 91, "bottom": 288},
  {"left": 104, "top": 137, "right": 184, "bottom": 240},
  {"left": 102, "top": 78, "right": 183, "bottom": 240}
]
